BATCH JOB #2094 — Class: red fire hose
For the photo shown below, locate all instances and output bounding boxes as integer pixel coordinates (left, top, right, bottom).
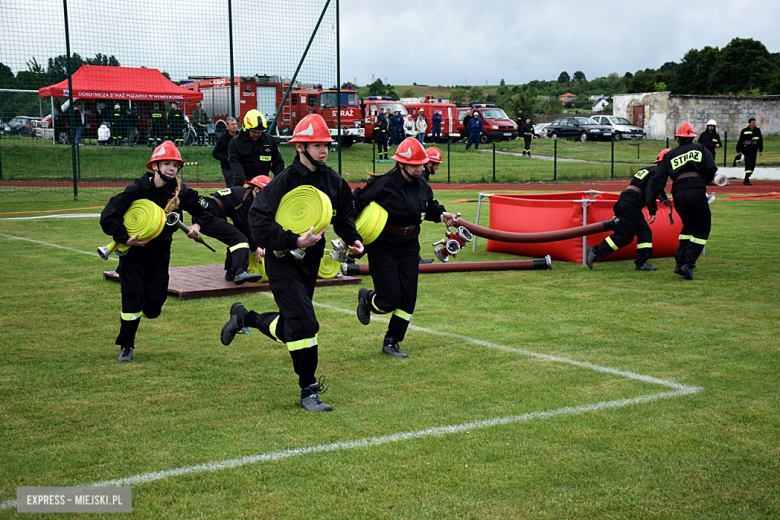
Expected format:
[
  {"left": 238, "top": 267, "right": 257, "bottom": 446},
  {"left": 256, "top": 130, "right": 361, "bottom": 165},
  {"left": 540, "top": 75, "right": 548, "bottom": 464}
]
[
  {"left": 342, "top": 257, "right": 551, "bottom": 276},
  {"left": 456, "top": 218, "right": 618, "bottom": 243}
]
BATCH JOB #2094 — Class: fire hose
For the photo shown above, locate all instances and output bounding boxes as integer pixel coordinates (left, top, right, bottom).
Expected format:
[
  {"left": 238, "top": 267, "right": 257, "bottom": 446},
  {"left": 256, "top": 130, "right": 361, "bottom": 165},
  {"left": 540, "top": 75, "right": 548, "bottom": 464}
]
[
  {"left": 455, "top": 217, "right": 618, "bottom": 244},
  {"left": 97, "top": 199, "right": 166, "bottom": 260},
  {"left": 354, "top": 201, "right": 388, "bottom": 245},
  {"left": 165, "top": 212, "right": 216, "bottom": 252},
  {"left": 342, "top": 257, "right": 552, "bottom": 276},
  {"left": 273, "top": 185, "right": 332, "bottom": 260}
]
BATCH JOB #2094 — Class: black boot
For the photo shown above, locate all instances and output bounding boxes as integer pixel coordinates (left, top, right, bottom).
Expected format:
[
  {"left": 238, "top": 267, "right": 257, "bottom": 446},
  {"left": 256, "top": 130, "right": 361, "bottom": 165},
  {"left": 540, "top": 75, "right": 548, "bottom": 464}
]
[
  {"left": 419, "top": 257, "right": 435, "bottom": 264},
  {"left": 674, "top": 263, "right": 683, "bottom": 275},
  {"left": 743, "top": 175, "right": 752, "bottom": 186},
  {"left": 679, "top": 264, "right": 696, "bottom": 280},
  {"left": 357, "top": 288, "right": 372, "bottom": 325},
  {"left": 382, "top": 337, "right": 408, "bottom": 358},
  {"left": 586, "top": 247, "right": 597, "bottom": 269},
  {"left": 224, "top": 267, "right": 235, "bottom": 282},
  {"left": 220, "top": 302, "right": 249, "bottom": 345},
  {"left": 118, "top": 346, "right": 134, "bottom": 362},
  {"left": 635, "top": 263, "right": 657, "bottom": 271},
  {"left": 233, "top": 269, "right": 263, "bottom": 285}
]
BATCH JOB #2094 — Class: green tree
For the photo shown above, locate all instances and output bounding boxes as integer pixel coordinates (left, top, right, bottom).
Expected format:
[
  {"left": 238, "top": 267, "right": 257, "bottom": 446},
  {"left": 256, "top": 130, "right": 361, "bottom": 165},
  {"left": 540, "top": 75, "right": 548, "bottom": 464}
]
[
  {"left": 85, "top": 54, "right": 120, "bottom": 67},
  {"left": 467, "top": 86, "right": 484, "bottom": 103},
  {"left": 708, "top": 38, "right": 778, "bottom": 94},
  {"left": 671, "top": 46, "right": 718, "bottom": 95},
  {"left": 47, "top": 53, "right": 84, "bottom": 83},
  {"left": 450, "top": 87, "right": 468, "bottom": 105},
  {"left": 367, "top": 78, "right": 386, "bottom": 96},
  {"left": 510, "top": 88, "right": 539, "bottom": 116},
  {"left": 499, "top": 78, "right": 506, "bottom": 86},
  {"left": 15, "top": 58, "right": 49, "bottom": 90},
  {"left": 0, "top": 62, "right": 13, "bottom": 89},
  {"left": 557, "top": 71, "right": 570, "bottom": 83},
  {"left": 386, "top": 87, "right": 400, "bottom": 100},
  {"left": 401, "top": 88, "right": 415, "bottom": 98},
  {"left": 573, "top": 71, "right": 586, "bottom": 82}
]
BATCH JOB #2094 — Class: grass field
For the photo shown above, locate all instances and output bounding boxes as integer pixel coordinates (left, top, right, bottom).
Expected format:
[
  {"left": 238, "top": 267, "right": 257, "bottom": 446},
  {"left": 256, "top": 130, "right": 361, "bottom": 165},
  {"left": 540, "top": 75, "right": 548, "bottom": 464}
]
[{"left": 0, "top": 189, "right": 778, "bottom": 518}]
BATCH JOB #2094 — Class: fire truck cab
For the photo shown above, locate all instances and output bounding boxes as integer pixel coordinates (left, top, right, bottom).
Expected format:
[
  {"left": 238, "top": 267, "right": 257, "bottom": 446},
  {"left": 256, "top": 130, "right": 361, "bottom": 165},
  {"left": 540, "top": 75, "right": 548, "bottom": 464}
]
[
  {"left": 403, "top": 96, "right": 460, "bottom": 142},
  {"left": 360, "top": 96, "right": 408, "bottom": 141},
  {"left": 287, "top": 88, "right": 364, "bottom": 147},
  {"left": 458, "top": 104, "right": 517, "bottom": 144}
]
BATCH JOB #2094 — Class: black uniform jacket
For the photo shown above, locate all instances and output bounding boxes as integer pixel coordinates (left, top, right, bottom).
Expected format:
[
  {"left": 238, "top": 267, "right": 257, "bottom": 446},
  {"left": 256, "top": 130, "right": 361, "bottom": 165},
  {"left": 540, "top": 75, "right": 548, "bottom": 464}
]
[
  {"left": 228, "top": 130, "right": 285, "bottom": 183},
  {"left": 697, "top": 130, "right": 722, "bottom": 152},
  {"left": 649, "top": 142, "right": 718, "bottom": 198},
  {"left": 620, "top": 165, "right": 660, "bottom": 215},
  {"left": 520, "top": 122, "right": 534, "bottom": 136},
  {"left": 212, "top": 131, "right": 234, "bottom": 170},
  {"left": 736, "top": 126, "right": 763, "bottom": 153},
  {"left": 167, "top": 109, "right": 184, "bottom": 130},
  {"left": 149, "top": 109, "right": 165, "bottom": 130},
  {"left": 194, "top": 185, "right": 258, "bottom": 250},
  {"left": 373, "top": 118, "right": 388, "bottom": 142},
  {"left": 249, "top": 158, "right": 361, "bottom": 265},
  {"left": 421, "top": 164, "right": 435, "bottom": 183},
  {"left": 353, "top": 168, "right": 446, "bottom": 237},
  {"left": 100, "top": 173, "right": 205, "bottom": 245}
]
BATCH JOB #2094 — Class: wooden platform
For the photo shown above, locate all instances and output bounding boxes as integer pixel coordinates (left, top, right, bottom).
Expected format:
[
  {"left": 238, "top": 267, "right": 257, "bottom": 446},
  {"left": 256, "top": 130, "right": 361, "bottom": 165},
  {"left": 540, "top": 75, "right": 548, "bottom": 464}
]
[{"left": 103, "top": 264, "right": 361, "bottom": 301}]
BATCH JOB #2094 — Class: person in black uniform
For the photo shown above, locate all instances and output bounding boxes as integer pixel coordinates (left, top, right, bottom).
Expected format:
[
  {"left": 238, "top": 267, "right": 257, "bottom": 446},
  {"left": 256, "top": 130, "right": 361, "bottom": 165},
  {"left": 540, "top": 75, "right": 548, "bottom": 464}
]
[
  {"left": 697, "top": 119, "right": 722, "bottom": 164},
  {"left": 422, "top": 146, "right": 442, "bottom": 183},
  {"left": 227, "top": 109, "right": 284, "bottom": 186},
  {"left": 212, "top": 117, "right": 239, "bottom": 186},
  {"left": 193, "top": 174, "right": 270, "bottom": 284},
  {"left": 520, "top": 117, "right": 534, "bottom": 157},
  {"left": 648, "top": 122, "right": 717, "bottom": 280},
  {"left": 220, "top": 114, "right": 364, "bottom": 412},
  {"left": 166, "top": 101, "right": 184, "bottom": 146},
  {"left": 100, "top": 141, "right": 206, "bottom": 361},
  {"left": 587, "top": 148, "right": 670, "bottom": 271},
  {"left": 148, "top": 103, "right": 166, "bottom": 147},
  {"left": 110, "top": 103, "right": 124, "bottom": 146},
  {"left": 374, "top": 114, "right": 389, "bottom": 160},
  {"left": 125, "top": 104, "right": 139, "bottom": 146},
  {"left": 736, "top": 118, "right": 763, "bottom": 186},
  {"left": 355, "top": 137, "right": 458, "bottom": 358}
]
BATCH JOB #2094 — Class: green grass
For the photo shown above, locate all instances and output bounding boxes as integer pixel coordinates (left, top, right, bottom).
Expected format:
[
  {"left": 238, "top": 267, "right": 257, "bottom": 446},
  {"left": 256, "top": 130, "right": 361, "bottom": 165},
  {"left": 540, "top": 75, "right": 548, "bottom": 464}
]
[{"left": 0, "top": 190, "right": 778, "bottom": 518}]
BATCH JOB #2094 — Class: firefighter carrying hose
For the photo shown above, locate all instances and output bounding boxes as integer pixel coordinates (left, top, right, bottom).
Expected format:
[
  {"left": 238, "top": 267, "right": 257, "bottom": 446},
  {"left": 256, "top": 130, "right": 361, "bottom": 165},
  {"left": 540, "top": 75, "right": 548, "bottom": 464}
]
[
  {"left": 219, "top": 114, "right": 364, "bottom": 412},
  {"left": 587, "top": 148, "right": 670, "bottom": 271},
  {"left": 354, "top": 137, "right": 458, "bottom": 358},
  {"left": 192, "top": 175, "right": 271, "bottom": 285},
  {"left": 100, "top": 141, "right": 206, "bottom": 362},
  {"left": 648, "top": 122, "right": 717, "bottom": 280},
  {"left": 227, "top": 109, "right": 284, "bottom": 187}
]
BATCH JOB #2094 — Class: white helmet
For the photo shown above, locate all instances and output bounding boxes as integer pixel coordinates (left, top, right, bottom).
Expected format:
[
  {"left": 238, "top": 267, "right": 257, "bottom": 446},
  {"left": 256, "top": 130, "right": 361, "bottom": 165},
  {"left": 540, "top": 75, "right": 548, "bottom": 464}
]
[{"left": 706, "top": 119, "right": 717, "bottom": 126}]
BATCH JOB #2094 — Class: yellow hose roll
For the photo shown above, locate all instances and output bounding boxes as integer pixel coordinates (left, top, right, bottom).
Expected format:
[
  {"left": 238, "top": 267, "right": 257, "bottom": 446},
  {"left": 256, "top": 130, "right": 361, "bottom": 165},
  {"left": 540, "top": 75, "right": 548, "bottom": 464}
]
[
  {"left": 275, "top": 185, "right": 332, "bottom": 236},
  {"left": 355, "top": 201, "right": 388, "bottom": 245},
  {"left": 105, "top": 199, "right": 167, "bottom": 254},
  {"left": 248, "top": 254, "right": 269, "bottom": 282},
  {"left": 318, "top": 249, "right": 341, "bottom": 279}
]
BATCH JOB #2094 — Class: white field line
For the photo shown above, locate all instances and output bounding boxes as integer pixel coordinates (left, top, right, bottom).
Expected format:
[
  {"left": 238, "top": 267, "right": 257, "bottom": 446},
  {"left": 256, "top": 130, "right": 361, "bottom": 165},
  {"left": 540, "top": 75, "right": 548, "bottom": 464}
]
[
  {"left": 0, "top": 213, "right": 101, "bottom": 220},
  {"left": 0, "top": 233, "right": 117, "bottom": 261},
  {"left": 0, "top": 240, "right": 704, "bottom": 511}
]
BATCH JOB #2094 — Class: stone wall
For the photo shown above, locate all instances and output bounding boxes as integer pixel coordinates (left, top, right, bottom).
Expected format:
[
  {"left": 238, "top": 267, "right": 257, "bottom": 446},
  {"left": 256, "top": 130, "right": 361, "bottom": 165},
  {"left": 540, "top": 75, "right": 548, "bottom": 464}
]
[{"left": 614, "top": 92, "right": 780, "bottom": 140}]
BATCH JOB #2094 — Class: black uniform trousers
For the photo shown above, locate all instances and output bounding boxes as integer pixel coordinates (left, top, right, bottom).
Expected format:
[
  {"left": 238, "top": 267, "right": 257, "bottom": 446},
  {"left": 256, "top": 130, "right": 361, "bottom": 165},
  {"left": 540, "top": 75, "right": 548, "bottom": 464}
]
[
  {"left": 705, "top": 147, "right": 717, "bottom": 164},
  {"left": 149, "top": 125, "right": 165, "bottom": 146},
  {"left": 671, "top": 187, "right": 711, "bottom": 267},
  {"left": 743, "top": 151, "right": 757, "bottom": 177},
  {"left": 593, "top": 192, "right": 652, "bottom": 265},
  {"left": 244, "top": 254, "right": 320, "bottom": 389},
  {"left": 115, "top": 240, "right": 171, "bottom": 347},
  {"left": 365, "top": 233, "right": 420, "bottom": 343},
  {"left": 376, "top": 135, "right": 388, "bottom": 159},
  {"left": 198, "top": 206, "right": 252, "bottom": 276},
  {"left": 523, "top": 134, "right": 532, "bottom": 154}
]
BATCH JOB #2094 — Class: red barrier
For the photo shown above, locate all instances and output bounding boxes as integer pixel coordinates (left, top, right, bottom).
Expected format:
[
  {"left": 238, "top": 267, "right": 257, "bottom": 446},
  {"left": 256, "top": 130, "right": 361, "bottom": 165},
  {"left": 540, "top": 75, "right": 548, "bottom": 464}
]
[{"left": 485, "top": 192, "right": 683, "bottom": 263}]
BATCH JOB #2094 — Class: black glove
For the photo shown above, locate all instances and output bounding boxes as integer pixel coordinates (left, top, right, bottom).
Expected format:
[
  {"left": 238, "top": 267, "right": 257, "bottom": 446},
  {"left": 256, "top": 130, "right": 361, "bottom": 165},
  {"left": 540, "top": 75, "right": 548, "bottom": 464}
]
[{"left": 662, "top": 199, "right": 672, "bottom": 208}]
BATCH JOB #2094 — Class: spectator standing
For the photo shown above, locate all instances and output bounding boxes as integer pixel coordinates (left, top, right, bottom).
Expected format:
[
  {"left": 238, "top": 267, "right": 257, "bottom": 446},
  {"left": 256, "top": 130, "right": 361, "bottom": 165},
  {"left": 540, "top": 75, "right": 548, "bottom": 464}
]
[
  {"left": 212, "top": 117, "right": 239, "bottom": 186},
  {"left": 192, "top": 101, "right": 208, "bottom": 146},
  {"left": 462, "top": 111, "right": 472, "bottom": 142},
  {"left": 416, "top": 109, "right": 427, "bottom": 144},
  {"left": 404, "top": 115, "right": 416, "bottom": 139},
  {"left": 74, "top": 103, "right": 85, "bottom": 145},
  {"left": 430, "top": 109, "right": 442, "bottom": 143},
  {"left": 206, "top": 119, "right": 216, "bottom": 146},
  {"left": 736, "top": 118, "right": 763, "bottom": 186},
  {"left": 98, "top": 120, "right": 111, "bottom": 146},
  {"left": 374, "top": 114, "right": 389, "bottom": 160},
  {"left": 227, "top": 109, "right": 284, "bottom": 186},
  {"left": 166, "top": 101, "right": 185, "bottom": 146},
  {"left": 392, "top": 109, "right": 404, "bottom": 145},
  {"left": 51, "top": 99, "right": 62, "bottom": 142},
  {"left": 520, "top": 117, "right": 534, "bottom": 157},
  {"left": 125, "top": 104, "right": 139, "bottom": 146},
  {"left": 465, "top": 111, "right": 483, "bottom": 150},
  {"left": 697, "top": 119, "right": 722, "bottom": 163},
  {"left": 110, "top": 103, "right": 124, "bottom": 146}
]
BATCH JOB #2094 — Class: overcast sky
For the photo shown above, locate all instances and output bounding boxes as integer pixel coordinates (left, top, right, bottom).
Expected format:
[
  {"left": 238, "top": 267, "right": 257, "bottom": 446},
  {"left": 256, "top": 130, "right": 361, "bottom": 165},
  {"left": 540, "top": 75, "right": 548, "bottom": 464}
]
[{"left": 2, "top": 0, "right": 779, "bottom": 88}]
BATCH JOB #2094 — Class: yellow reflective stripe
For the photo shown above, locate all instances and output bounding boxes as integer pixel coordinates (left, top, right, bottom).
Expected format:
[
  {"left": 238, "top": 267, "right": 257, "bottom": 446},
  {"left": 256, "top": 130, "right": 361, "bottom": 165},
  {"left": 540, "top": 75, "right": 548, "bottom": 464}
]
[
  {"left": 229, "top": 242, "right": 249, "bottom": 252},
  {"left": 745, "top": 170, "right": 753, "bottom": 174},
  {"left": 371, "top": 294, "right": 387, "bottom": 314},
  {"left": 120, "top": 312, "right": 141, "bottom": 321},
  {"left": 606, "top": 237, "right": 619, "bottom": 251},
  {"left": 636, "top": 242, "right": 653, "bottom": 249},
  {"left": 268, "top": 316, "right": 284, "bottom": 344},
  {"left": 287, "top": 334, "right": 318, "bottom": 352},
  {"left": 392, "top": 309, "right": 412, "bottom": 321},
  {"left": 690, "top": 237, "right": 707, "bottom": 245},
  {"left": 679, "top": 234, "right": 692, "bottom": 241}
]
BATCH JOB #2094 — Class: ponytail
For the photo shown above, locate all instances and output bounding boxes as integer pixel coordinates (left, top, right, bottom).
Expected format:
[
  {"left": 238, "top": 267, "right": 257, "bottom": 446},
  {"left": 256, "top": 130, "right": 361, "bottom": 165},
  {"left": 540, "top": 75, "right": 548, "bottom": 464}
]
[{"left": 164, "top": 175, "right": 180, "bottom": 213}]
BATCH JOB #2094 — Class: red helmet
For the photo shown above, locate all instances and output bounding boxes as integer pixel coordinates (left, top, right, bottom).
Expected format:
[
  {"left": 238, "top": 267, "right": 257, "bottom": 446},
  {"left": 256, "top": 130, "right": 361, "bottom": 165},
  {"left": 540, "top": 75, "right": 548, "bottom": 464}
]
[
  {"left": 653, "top": 148, "right": 671, "bottom": 164},
  {"left": 288, "top": 114, "right": 334, "bottom": 144},
  {"left": 391, "top": 137, "right": 429, "bottom": 165},
  {"left": 675, "top": 122, "right": 696, "bottom": 138},
  {"left": 247, "top": 175, "right": 272, "bottom": 189},
  {"left": 426, "top": 147, "right": 443, "bottom": 164},
  {"left": 146, "top": 141, "right": 183, "bottom": 171}
]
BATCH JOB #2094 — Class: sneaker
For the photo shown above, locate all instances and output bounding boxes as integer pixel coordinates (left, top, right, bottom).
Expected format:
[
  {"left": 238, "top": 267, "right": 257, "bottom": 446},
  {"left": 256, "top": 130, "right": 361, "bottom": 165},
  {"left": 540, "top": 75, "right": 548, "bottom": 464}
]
[
  {"left": 382, "top": 337, "right": 408, "bottom": 358},
  {"left": 636, "top": 263, "right": 657, "bottom": 271},
  {"left": 419, "top": 257, "right": 435, "bottom": 264},
  {"left": 680, "top": 264, "right": 695, "bottom": 280},
  {"left": 299, "top": 380, "right": 332, "bottom": 412},
  {"left": 233, "top": 269, "right": 263, "bottom": 285},
  {"left": 117, "top": 346, "right": 133, "bottom": 362},
  {"left": 357, "top": 288, "right": 371, "bottom": 325},
  {"left": 221, "top": 302, "right": 248, "bottom": 346},
  {"left": 586, "top": 246, "right": 597, "bottom": 269}
]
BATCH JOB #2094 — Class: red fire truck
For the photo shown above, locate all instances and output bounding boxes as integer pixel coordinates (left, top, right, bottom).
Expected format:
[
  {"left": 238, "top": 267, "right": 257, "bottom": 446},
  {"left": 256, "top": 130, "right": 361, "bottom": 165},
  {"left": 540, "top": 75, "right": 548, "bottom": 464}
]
[
  {"left": 360, "top": 96, "right": 408, "bottom": 141},
  {"left": 182, "top": 76, "right": 364, "bottom": 146},
  {"left": 402, "top": 96, "right": 460, "bottom": 142}
]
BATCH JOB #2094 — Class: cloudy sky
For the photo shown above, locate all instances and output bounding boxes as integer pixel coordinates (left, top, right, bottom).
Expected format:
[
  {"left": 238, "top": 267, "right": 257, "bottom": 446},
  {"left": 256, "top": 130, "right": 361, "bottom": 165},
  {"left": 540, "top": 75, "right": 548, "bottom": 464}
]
[{"left": 2, "top": 0, "right": 779, "bottom": 88}]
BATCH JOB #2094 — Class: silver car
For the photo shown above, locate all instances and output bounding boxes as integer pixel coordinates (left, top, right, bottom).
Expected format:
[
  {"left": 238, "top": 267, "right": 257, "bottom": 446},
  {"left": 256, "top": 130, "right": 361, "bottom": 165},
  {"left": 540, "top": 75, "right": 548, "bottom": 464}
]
[{"left": 591, "top": 115, "right": 645, "bottom": 141}]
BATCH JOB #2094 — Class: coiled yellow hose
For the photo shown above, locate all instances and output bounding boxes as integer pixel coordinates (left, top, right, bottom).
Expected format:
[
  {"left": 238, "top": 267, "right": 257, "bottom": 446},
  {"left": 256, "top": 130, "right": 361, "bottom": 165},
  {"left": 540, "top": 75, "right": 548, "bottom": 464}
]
[
  {"left": 247, "top": 254, "right": 269, "bottom": 282},
  {"left": 275, "top": 185, "right": 332, "bottom": 236},
  {"left": 103, "top": 199, "right": 167, "bottom": 254},
  {"left": 318, "top": 249, "right": 341, "bottom": 279},
  {"left": 355, "top": 201, "right": 388, "bottom": 245}
]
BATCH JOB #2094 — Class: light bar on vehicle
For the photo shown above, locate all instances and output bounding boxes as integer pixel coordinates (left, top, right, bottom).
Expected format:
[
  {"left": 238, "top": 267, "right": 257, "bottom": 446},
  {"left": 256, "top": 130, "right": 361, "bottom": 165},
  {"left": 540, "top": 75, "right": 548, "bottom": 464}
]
[{"left": 472, "top": 104, "right": 496, "bottom": 108}]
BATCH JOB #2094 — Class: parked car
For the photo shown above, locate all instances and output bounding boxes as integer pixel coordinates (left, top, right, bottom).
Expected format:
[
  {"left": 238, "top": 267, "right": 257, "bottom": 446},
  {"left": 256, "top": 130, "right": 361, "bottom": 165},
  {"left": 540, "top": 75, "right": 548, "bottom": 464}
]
[
  {"left": 591, "top": 115, "right": 645, "bottom": 141},
  {"left": 532, "top": 123, "right": 550, "bottom": 139},
  {"left": 457, "top": 104, "right": 518, "bottom": 143},
  {"left": 0, "top": 119, "right": 10, "bottom": 135},
  {"left": 546, "top": 117, "right": 613, "bottom": 142},
  {"left": 8, "top": 116, "right": 42, "bottom": 137}
]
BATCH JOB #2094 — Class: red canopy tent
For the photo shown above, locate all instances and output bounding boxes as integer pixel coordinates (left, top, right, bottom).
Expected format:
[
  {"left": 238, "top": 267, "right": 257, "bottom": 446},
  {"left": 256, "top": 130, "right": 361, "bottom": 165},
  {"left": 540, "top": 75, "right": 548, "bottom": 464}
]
[{"left": 38, "top": 65, "right": 202, "bottom": 102}]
